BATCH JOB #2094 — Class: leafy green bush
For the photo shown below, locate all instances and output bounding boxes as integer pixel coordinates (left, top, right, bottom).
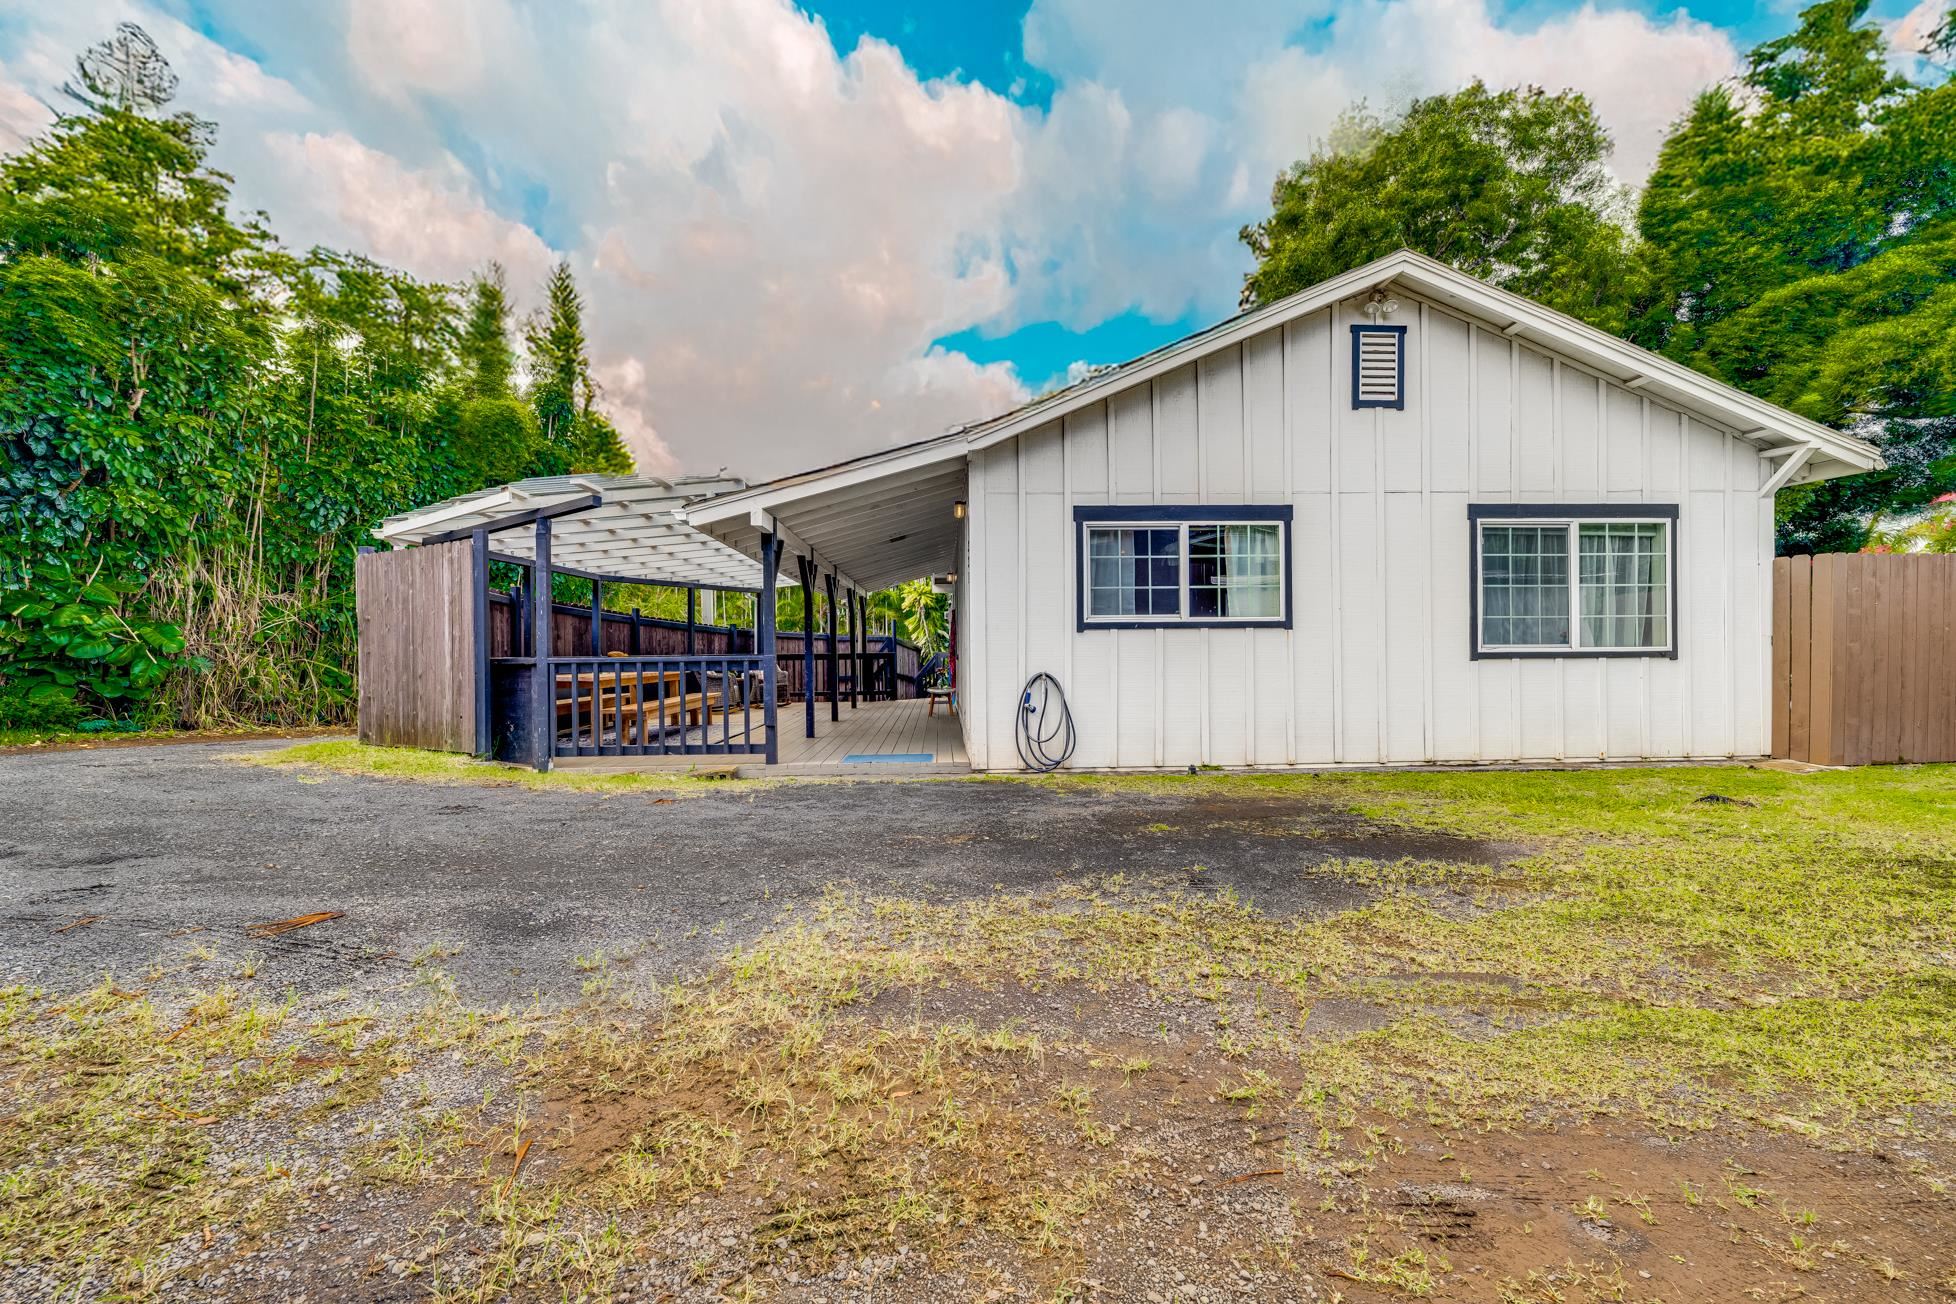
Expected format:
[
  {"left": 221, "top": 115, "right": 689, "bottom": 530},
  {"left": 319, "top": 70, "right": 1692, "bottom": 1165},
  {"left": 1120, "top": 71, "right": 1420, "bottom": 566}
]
[
  {"left": 0, "top": 563, "right": 185, "bottom": 719},
  {"left": 0, "top": 681, "right": 83, "bottom": 731}
]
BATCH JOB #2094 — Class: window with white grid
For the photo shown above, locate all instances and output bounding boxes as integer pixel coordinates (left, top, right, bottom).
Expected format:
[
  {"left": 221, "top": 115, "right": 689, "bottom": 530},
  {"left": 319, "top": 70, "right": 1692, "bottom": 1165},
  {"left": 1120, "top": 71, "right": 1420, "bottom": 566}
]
[
  {"left": 1474, "top": 513, "right": 1674, "bottom": 655},
  {"left": 1077, "top": 508, "right": 1292, "bottom": 629}
]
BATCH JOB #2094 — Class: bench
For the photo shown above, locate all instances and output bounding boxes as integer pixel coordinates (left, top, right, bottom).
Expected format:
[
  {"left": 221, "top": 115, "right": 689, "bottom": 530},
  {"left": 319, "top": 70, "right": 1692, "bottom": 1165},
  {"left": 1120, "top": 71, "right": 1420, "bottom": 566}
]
[{"left": 608, "top": 691, "right": 726, "bottom": 743}]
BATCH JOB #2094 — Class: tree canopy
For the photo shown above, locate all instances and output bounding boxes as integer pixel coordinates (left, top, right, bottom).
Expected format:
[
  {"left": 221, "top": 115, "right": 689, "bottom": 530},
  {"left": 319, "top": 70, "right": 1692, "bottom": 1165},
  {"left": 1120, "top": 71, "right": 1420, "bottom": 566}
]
[
  {"left": 1240, "top": 83, "right": 1648, "bottom": 333},
  {"left": 0, "top": 26, "right": 638, "bottom": 730},
  {"left": 1241, "top": 0, "right": 1956, "bottom": 553},
  {"left": 1639, "top": 0, "right": 1956, "bottom": 551}
]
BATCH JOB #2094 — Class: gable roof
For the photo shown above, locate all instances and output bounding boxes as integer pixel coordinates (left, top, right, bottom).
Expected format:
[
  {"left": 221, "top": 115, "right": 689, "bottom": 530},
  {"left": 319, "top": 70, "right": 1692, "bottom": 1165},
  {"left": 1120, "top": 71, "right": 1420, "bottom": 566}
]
[
  {"left": 688, "top": 250, "right": 1882, "bottom": 587},
  {"left": 946, "top": 250, "right": 1881, "bottom": 479}
]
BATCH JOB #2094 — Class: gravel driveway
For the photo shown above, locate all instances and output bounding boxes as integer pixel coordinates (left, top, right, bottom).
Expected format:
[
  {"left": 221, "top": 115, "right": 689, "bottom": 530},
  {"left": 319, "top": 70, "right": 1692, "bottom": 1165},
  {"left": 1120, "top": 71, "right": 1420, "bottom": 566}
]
[{"left": 0, "top": 740, "right": 1504, "bottom": 1007}]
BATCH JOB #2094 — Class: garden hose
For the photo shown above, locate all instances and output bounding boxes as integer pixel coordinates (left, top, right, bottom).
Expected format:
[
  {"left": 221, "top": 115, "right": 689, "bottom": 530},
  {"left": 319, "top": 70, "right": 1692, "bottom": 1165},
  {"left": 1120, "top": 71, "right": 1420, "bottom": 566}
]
[{"left": 1015, "top": 672, "right": 1076, "bottom": 772}]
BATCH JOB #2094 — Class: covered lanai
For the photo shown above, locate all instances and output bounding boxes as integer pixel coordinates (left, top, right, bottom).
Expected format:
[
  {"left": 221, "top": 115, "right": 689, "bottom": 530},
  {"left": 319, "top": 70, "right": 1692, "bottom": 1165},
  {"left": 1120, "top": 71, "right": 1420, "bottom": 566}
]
[
  {"left": 682, "top": 441, "right": 971, "bottom": 766},
  {"left": 359, "top": 473, "right": 945, "bottom": 771}
]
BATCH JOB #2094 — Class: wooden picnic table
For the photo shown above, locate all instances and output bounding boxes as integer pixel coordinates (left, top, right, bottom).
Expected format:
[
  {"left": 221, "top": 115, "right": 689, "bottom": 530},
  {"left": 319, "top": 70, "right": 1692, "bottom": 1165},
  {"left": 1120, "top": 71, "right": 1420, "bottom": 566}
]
[{"left": 555, "top": 668, "right": 721, "bottom": 738}]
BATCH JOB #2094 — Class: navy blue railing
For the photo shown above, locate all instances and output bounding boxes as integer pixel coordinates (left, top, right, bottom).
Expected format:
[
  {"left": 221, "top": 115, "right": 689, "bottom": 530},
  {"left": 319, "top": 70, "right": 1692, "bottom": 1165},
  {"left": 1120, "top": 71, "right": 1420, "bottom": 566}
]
[{"left": 549, "top": 654, "right": 770, "bottom": 758}]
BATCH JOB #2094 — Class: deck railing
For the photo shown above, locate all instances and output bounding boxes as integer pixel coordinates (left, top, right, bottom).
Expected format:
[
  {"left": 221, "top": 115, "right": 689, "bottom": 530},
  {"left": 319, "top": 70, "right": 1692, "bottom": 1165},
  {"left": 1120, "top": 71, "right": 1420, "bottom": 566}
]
[
  {"left": 549, "top": 654, "right": 771, "bottom": 758},
  {"left": 492, "top": 593, "right": 921, "bottom": 699}
]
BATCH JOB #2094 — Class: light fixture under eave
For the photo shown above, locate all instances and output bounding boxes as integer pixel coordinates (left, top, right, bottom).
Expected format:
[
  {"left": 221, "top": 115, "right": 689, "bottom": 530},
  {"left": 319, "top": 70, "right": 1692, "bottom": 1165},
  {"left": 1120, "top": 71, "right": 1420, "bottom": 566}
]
[
  {"left": 952, "top": 499, "right": 967, "bottom": 520},
  {"left": 888, "top": 533, "right": 909, "bottom": 544},
  {"left": 1363, "top": 288, "right": 1399, "bottom": 319}
]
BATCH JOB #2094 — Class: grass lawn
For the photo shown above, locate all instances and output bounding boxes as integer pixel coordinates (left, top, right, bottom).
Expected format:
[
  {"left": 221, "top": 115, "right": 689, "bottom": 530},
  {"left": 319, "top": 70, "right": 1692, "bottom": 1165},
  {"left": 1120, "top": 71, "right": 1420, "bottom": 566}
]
[
  {"left": 3, "top": 763, "right": 1952, "bottom": 1300},
  {"left": 247, "top": 738, "right": 728, "bottom": 794}
]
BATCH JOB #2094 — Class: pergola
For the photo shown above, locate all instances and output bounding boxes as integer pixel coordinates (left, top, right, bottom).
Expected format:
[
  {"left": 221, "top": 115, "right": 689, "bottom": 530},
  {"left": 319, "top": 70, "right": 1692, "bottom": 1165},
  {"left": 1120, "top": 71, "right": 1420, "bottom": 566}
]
[
  {"left": 368, "top": 473, "right": 798, "bottom": 768},
  {"left": 374, "top": 473, "right": 772, "bottom": 589}
]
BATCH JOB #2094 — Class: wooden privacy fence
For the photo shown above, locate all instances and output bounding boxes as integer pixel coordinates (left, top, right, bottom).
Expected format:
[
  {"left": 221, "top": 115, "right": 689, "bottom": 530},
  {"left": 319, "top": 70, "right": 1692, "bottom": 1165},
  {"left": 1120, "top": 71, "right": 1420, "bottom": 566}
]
[
  {"left": 1772, "top": 553, "right": 1956, "bottom": 765},
  {"left": 485, "top": 593, "right": 921, "bottom": 701},
  {"left": 355, "top": 540, "right": 480, "bottom": 752}
]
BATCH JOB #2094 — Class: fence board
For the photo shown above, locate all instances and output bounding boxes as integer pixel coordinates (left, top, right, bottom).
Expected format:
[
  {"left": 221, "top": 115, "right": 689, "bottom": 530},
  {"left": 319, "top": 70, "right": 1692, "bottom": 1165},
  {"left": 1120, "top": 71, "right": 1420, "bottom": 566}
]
[
  {"left": 1772, "top": 553, "right": 1956, "bottom": 765},
  {"left": 1787, "top": 557, "right": 1811, "bottom": 761},
  {"left": 356, "top": 541, "right": 479, "bottom": 753},
  {"left": 1809, "top": 554, "right": 1837, "bottom": 766},
  {"left": 1770, "top": 557, "right": 1790, "bottom": 761}
]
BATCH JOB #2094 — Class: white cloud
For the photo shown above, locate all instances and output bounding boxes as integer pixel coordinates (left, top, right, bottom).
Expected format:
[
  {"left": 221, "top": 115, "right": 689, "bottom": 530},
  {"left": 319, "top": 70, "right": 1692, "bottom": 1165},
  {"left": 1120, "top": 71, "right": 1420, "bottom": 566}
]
[
  {"left": 345, "top": 0, "right": 523, "bottom": 104},
  {"left": 1888, "top": 0, "right": 1948, "bottom": 61},
  {"left": 0, "top": 64, "right": 53, "bottom": 154},
  {"left": 997, "top": 0, "right": 1739, "bottom": 332},
  {"left": 258, "top": 131, "right": 556, "bottom": 287},
  {"left": 0, "top": 0, "right": 1747, "bottom": 487}
]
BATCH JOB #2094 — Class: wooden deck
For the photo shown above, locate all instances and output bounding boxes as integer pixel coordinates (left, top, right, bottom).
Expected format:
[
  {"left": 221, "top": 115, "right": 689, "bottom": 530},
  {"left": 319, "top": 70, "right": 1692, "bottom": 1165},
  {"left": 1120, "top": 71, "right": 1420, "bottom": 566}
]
[
  {"left": 553, "top": 696, "right": 969, "bottom": 776},
  {"left": 774, "top": 696, "right": 968, "bottom": 773}
]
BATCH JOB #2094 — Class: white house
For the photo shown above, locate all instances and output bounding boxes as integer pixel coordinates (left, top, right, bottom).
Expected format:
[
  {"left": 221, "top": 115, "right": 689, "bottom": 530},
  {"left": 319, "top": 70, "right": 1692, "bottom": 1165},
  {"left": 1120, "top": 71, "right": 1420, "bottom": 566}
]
[{"left": 686, "top": 250, "right": 1882, "bottom": 771}]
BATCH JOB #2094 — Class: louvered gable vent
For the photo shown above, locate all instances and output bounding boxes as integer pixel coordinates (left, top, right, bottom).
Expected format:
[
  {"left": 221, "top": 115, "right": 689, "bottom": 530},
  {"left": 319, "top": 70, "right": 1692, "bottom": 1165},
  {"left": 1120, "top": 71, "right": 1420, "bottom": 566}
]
[{"left": 1351, "top": 325, "right": 1406, "bottom": 410}]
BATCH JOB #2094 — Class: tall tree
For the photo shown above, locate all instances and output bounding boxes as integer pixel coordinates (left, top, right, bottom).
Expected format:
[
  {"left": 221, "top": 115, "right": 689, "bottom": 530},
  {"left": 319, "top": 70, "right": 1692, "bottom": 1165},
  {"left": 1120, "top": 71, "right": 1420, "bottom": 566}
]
[
  {"left": 525, "top": 260, "right": 632, "bottom": 475},
  {"left": 1639, "top": 0, "right": 1956, "bottom": 550},
  {"left": 1240, "top": 83, "right": 1648, "bottom": 332},
  {"left": 0, "top": 25, "right": 525, "bottom": 728},
  {"left": 527, "top": 260, "right": 589, "bottom": 453},
  {"left": 62, "top": 22, "right": 179, "bottom": 114},
  {"left": 459, "top": 262, "right": 516, "bottom": 399}
]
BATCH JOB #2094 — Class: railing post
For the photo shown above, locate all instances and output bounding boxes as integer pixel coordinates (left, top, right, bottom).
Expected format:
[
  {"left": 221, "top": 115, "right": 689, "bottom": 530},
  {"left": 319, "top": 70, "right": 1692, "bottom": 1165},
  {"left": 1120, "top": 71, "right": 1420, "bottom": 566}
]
[
  {"left": 759, "top": 532, "right": 781, "bottom": 765},
  {"left": 590, "top": 579, "right": 603, "bottom": 655},
  {"left": 845, "top": 586, "right": 859, "bottom": 711},
  {"left": 686, "top": 587, "right": 697, "bottom": 656},
  {"left": 530, "top": 517, "right": 553, "bottom": 771},
  {"left": 797, "top": 554, "right": 817, "bottom": 739},
  {"left": 471, "top": 527, "right": 490, "bottom": 757},
  {"left": 823, "top": 573, "right": 841, "bottom": 723}
]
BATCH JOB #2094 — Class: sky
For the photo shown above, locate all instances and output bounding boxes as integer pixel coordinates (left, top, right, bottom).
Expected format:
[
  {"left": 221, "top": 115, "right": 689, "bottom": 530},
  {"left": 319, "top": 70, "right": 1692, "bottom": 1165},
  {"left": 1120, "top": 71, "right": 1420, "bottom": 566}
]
[{"left": 0, "top": 0, "right": 1940, "bottom": 480}]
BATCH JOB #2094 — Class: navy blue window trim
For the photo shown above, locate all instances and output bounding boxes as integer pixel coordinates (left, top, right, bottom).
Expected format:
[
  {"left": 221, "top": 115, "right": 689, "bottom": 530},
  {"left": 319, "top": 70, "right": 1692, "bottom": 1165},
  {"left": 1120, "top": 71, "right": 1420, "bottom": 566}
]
[
  {"left": 1075, "top": 505, "right": 1293, "bottom": 631},
  {"left": 1351, "top": 324, "right": 1407, "bottom": 410},
  {"left": 1467, "top": 503, "right": 1680, "bottom": 661}
]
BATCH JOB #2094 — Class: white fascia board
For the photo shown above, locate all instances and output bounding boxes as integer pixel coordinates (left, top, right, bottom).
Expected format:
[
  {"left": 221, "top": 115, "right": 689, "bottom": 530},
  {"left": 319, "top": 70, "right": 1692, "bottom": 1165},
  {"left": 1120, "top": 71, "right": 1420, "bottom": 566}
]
[
  {"left": 683, "top": 436, "right": 969, "bottom": 530},
  {"left": 959, "top": 249, "right": 1881, "bottom": 478},
  {"left": 960, "top": 257, "right": 1406, "bottom": 455}
]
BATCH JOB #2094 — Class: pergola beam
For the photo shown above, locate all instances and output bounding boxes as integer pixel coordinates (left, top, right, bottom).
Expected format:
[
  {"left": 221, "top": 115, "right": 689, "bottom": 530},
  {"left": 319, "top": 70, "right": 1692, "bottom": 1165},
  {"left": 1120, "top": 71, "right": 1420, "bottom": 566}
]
[
  {"left": 412, "top": 494, "right": 602, "bottom": 547},
  {"left": 747, "top": 510, "right": 862, "bottom": 596}
]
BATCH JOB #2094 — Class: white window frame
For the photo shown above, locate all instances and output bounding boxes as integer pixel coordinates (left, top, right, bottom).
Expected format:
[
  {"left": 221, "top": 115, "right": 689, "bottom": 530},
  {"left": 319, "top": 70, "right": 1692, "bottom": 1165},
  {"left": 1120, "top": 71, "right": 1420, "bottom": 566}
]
[
  {"left": 1080, "top": 519, "right": 1289, "bottom": 628},
  {"left": 1474, "top": 515, "right": 1676, "bottom": 656}
]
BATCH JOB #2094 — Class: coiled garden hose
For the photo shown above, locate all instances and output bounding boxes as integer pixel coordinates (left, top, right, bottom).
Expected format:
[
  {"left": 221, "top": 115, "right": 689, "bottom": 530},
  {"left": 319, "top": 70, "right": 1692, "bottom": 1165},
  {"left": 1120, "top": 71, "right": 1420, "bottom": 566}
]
[{"left": 1015, "top": 673, "right": 1076, "bottom": 772}]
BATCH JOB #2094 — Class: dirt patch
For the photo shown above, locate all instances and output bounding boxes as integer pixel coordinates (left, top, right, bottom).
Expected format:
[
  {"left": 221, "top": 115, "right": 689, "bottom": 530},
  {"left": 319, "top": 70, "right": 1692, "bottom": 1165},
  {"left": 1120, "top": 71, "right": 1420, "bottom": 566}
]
[
  {"left": 444, "top": 1010, "right": 1956, "bottom": 1303},
  {"left": 1074, "top": 790, "right": 1524, "bottom": 869}
]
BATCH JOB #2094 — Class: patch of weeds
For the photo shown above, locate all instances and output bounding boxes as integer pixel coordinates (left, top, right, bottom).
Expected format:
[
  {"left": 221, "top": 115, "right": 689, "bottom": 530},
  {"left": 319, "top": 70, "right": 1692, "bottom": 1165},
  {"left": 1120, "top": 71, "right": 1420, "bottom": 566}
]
[
  {"left": 245, "top": 739, "right": 727, "bottom": 796},
  {"left": 1336, "top": 1236, "right": 1445, "bottom": 1295},
  {"left": 0, "top": 979, "right": 419, "bottom": 1295}
]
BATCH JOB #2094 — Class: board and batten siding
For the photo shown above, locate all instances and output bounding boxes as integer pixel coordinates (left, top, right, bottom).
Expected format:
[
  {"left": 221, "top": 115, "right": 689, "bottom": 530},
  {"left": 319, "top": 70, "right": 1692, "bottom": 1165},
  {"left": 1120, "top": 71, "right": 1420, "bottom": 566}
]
[{"left": 960, "top": 290, "right": 1776, "bottom": 770}]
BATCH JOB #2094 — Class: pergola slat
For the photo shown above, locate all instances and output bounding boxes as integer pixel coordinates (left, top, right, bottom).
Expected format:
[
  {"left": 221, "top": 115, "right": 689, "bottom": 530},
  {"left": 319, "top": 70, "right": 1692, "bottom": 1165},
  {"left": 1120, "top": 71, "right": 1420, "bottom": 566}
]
[{"left": 374, "top": 473, "right": 789, "bottom": 591}]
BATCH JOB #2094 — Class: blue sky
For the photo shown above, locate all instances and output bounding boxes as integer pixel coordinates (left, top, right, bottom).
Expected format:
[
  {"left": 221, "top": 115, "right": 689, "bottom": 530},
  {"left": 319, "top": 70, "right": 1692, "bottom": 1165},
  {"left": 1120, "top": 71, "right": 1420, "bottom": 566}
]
[
  {"left": 796, "top": 0, "right": 1923, "bottom": 388},
  {"left": 0, "top": 0, "right": 1939, "bottom": 474}
]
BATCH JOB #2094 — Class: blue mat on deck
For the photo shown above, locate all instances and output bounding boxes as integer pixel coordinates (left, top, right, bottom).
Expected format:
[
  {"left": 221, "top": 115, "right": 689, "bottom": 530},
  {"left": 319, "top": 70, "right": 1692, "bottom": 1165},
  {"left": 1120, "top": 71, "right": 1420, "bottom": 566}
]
[{"left": 842, "top": 753, "right": 936, "bottom": 763}]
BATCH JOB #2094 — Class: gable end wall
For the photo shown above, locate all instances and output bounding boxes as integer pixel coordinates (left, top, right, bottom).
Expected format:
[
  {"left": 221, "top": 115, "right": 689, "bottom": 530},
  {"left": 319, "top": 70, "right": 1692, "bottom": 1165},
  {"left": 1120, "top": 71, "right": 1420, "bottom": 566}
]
[{"left": 962, "top": 289, "right": 1775, "bottom": 769}]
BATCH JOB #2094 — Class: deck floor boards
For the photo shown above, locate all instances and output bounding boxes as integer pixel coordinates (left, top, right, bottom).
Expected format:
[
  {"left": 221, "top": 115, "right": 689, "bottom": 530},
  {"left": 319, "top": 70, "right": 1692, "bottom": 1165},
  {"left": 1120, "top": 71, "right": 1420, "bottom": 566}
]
[{"left": 555, "top": 697, "right": 968, "bottom": 774}]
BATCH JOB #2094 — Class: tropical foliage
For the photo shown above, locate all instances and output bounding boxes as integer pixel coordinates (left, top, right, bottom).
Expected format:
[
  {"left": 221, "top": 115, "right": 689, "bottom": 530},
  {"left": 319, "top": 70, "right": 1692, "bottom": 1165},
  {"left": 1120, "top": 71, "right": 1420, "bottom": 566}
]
[
  {"left": 1241, "top": 83, "right": 1648, "bottom": 333},
  {"left": 1243, "top": 0, "right": 1956, "bottom": 554},
  {"left": 0, "top": 26, "right": 632, "bottom": 729}
]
